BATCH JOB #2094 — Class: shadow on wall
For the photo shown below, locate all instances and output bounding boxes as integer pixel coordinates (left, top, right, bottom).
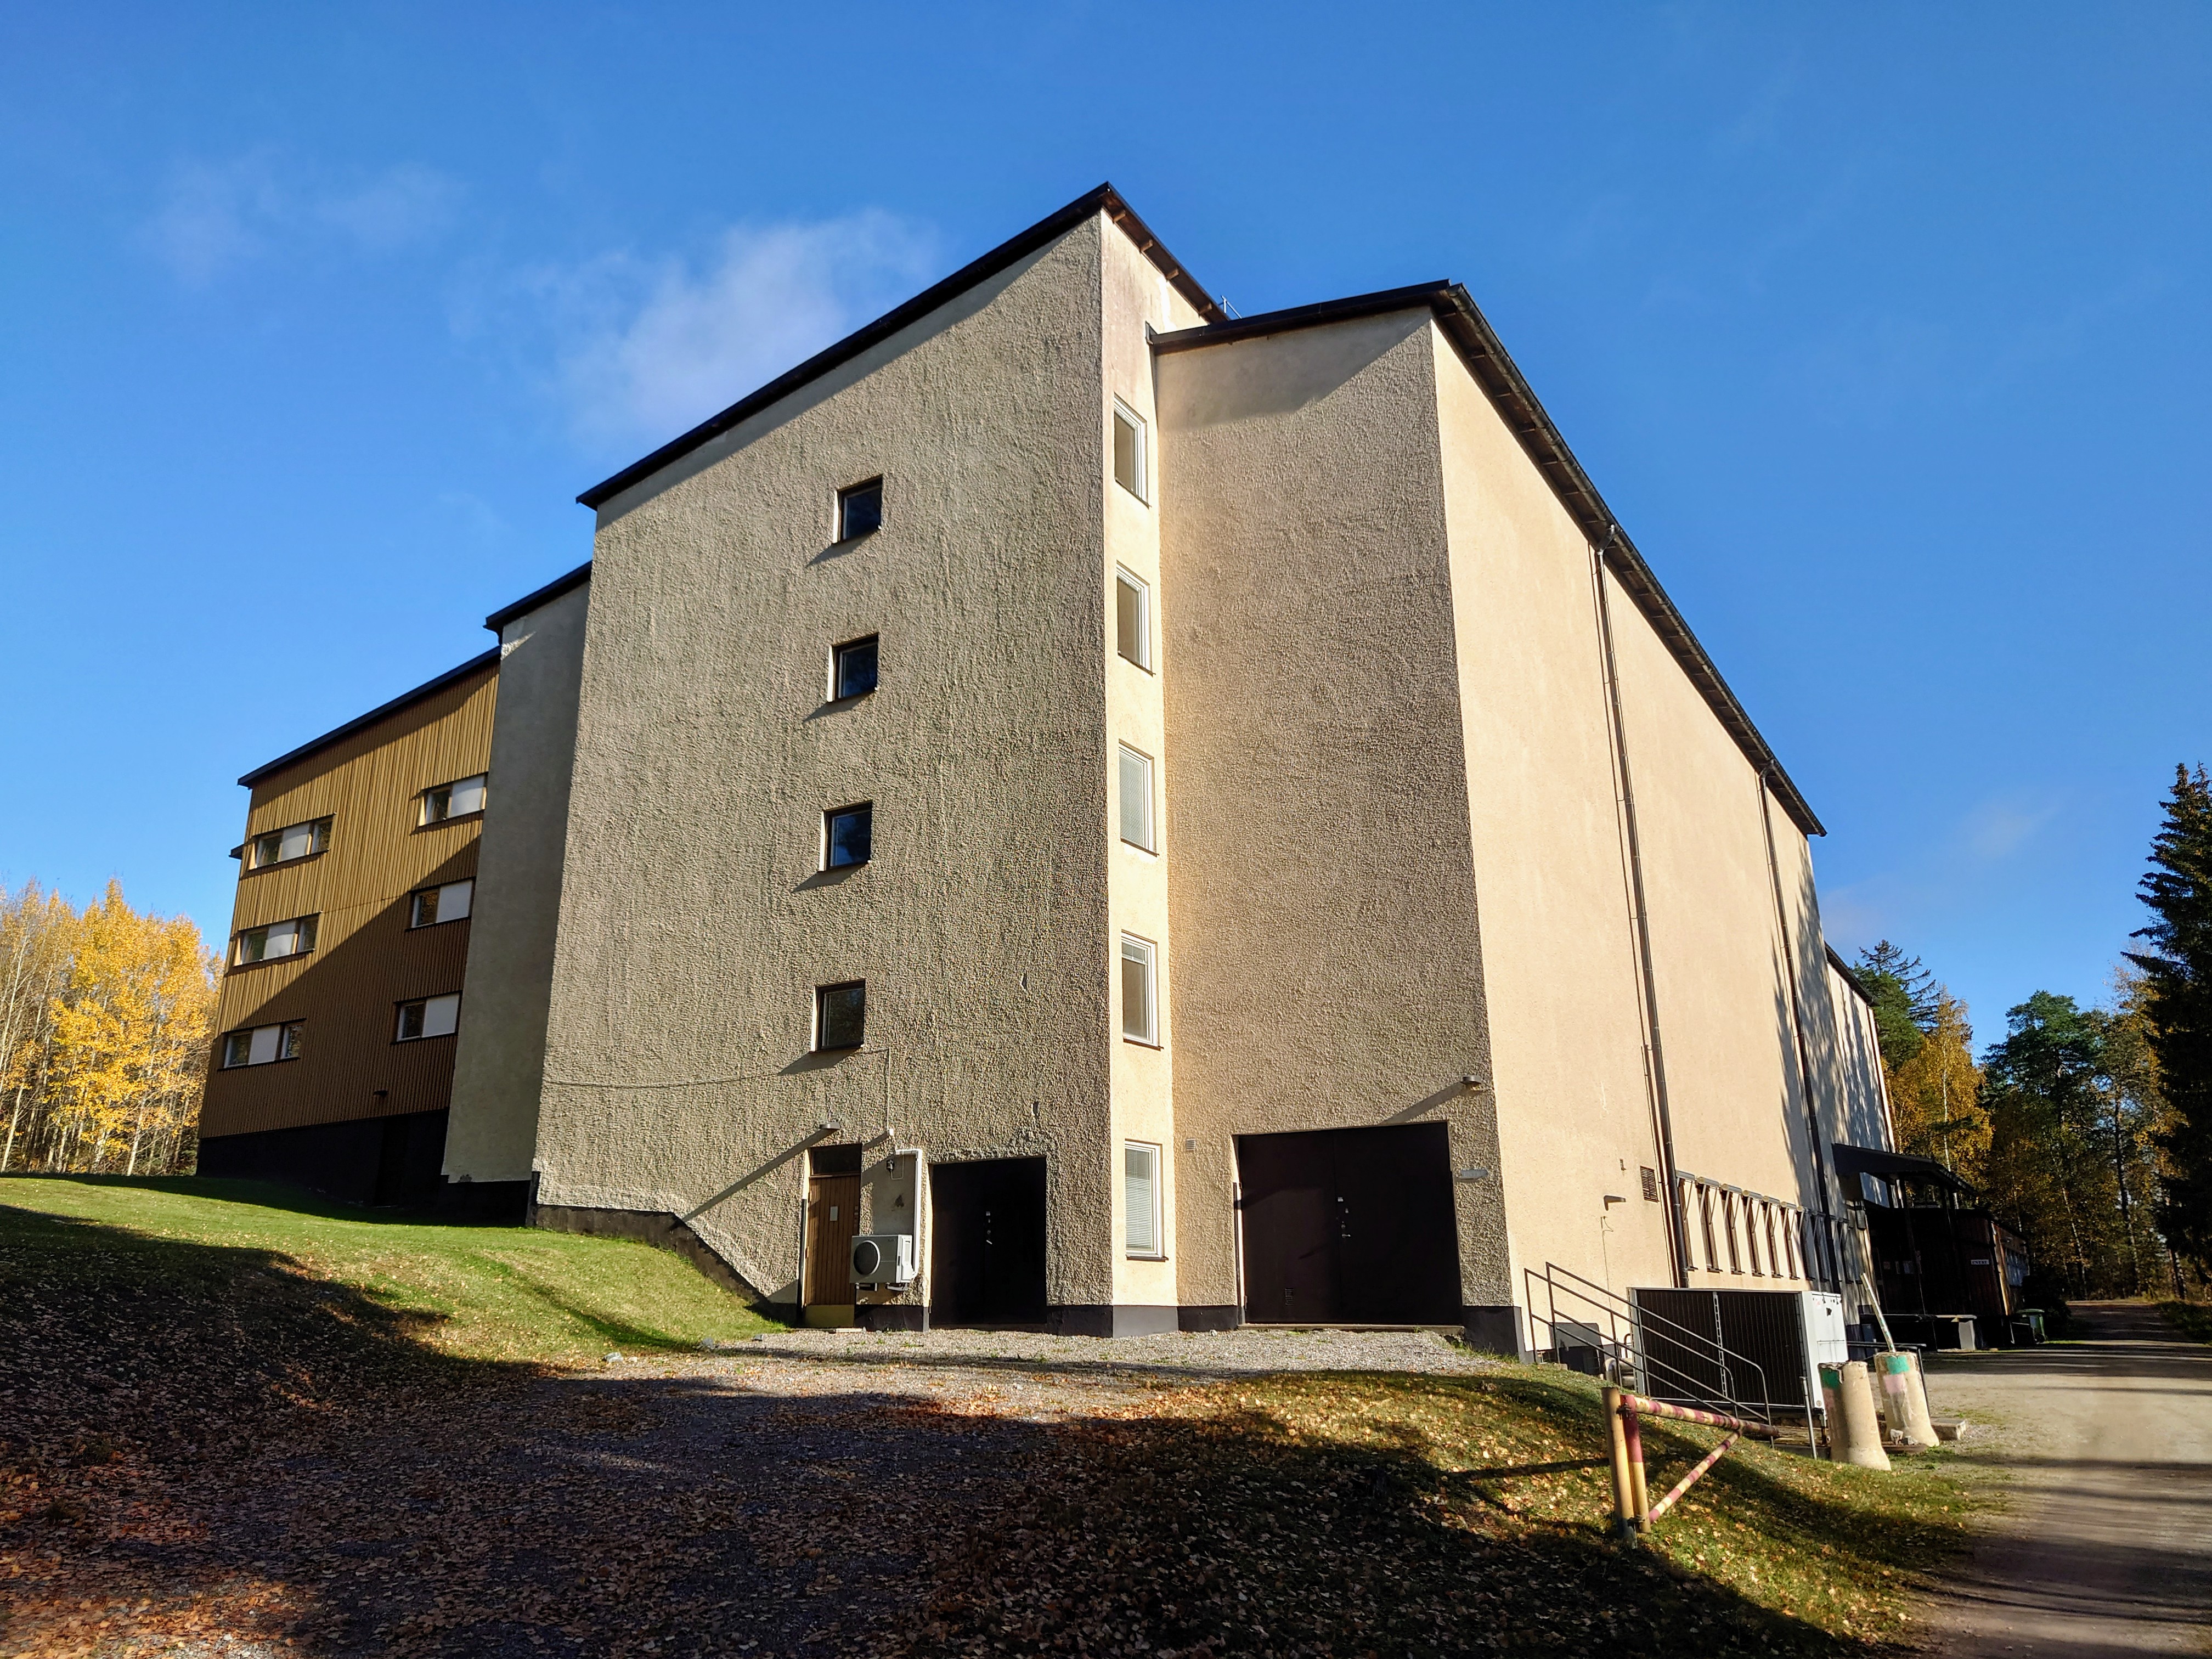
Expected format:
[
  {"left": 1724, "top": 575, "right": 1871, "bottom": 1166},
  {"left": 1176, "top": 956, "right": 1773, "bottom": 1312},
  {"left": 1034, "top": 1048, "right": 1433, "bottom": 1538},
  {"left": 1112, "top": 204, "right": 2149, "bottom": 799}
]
[{"left": 3, "top": 1203, "right": 1961, "bottom": 1657}]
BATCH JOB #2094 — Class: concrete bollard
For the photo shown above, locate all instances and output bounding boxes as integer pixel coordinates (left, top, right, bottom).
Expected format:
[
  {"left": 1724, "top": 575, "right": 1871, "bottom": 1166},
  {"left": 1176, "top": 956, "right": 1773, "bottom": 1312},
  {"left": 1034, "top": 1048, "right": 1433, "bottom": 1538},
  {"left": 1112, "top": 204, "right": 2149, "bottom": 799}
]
[
  {"left": 1820, "top": 1361, "right": 1892, "bottom": 1470},
  {"left": 1896, "top": 1350, "right": 1940, "bottom": 1448}
]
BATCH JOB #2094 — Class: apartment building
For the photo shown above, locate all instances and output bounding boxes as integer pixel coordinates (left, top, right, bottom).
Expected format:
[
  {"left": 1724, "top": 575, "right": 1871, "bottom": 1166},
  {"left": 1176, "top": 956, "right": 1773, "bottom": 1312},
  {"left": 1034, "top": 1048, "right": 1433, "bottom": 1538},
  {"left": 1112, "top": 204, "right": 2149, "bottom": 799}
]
[{"left": 201, "top": 184, "right": 1899, "bottom": 1348}]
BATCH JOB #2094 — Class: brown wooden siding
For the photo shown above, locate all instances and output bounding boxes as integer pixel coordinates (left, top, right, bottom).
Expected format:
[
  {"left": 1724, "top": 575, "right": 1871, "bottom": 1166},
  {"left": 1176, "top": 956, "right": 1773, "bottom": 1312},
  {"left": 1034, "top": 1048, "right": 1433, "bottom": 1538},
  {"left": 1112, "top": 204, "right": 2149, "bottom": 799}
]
[{"left": 202, "top": 663, "right": 498, "bottom": 1138}]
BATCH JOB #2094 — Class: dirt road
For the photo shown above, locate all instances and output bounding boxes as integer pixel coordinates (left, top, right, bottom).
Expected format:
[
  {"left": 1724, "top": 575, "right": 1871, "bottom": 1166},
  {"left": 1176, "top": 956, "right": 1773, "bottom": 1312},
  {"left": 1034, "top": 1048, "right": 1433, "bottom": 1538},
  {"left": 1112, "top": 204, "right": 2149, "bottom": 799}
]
[{"left": 1923, "top": 1302, "right": 2212, "bottom": 1655}]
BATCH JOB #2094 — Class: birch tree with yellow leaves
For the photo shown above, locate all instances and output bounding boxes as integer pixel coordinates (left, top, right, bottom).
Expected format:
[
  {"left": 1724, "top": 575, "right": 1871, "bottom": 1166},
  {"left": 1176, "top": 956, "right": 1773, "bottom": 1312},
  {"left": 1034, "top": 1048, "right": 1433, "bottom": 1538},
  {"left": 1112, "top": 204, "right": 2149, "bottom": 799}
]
[{"left": 0, "top": 880, "right": 216, "bottom": 1175}]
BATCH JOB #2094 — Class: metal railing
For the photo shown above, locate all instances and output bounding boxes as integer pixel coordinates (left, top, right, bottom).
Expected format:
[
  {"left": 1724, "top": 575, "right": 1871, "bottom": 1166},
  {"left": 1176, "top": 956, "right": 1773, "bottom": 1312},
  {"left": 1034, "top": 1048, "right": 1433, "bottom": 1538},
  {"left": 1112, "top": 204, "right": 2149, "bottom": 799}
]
[{"left": 1523, "top": 1261, "right": 1772, "bottom": 1426}]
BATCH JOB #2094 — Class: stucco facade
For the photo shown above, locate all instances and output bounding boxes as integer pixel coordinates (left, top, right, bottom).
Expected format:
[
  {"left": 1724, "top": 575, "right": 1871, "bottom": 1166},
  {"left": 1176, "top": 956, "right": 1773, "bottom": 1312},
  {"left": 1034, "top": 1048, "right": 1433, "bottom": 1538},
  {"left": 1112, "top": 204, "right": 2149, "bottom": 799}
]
[{"left": 208, "top": 185, "right": 1894, "bottom": 1349}]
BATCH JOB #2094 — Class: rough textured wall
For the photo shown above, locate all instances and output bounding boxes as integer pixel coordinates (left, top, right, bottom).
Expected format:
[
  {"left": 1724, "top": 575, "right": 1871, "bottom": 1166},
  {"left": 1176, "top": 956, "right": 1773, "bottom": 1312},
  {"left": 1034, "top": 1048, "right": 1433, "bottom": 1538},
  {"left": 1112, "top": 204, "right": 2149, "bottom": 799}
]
[
  {"left": 445, "top": 579, "right": 589, "bottom": 1183},
  {"left": 1602, "top": 572, "right": 1814, "bottom": 1217},
  {"left": 202, "top": 666, "right": 495, "bottom": 1138},
  {"left": 1157, "top": 311, "right": 1505, "bottom": 1313},
  {"left": 1430, "top": 329, "right": 1676, "bottom": 1308},
  {"left": 534, "top": 219, "right": 1115, "bottom": 1308}
]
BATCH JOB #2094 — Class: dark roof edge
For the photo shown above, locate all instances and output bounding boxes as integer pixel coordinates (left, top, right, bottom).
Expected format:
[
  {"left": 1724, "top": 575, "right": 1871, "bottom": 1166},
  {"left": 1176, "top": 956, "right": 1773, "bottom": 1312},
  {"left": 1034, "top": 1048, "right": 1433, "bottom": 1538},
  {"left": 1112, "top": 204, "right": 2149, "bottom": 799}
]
[
  {"left": 485, "top": 560, "right": 592, "bottom": 633},
  {"left": 576, "top": 183, "right": 1224, "bottom": 512},
  {"left": 1826, "top": 943, "right": 1875, "bottom": 1006},
  {"left": 237, "top": 648, "right": 501, "bottom": 789},
  {"left": 1152, "top": 286, "right": 1826, "bottom": 838}
]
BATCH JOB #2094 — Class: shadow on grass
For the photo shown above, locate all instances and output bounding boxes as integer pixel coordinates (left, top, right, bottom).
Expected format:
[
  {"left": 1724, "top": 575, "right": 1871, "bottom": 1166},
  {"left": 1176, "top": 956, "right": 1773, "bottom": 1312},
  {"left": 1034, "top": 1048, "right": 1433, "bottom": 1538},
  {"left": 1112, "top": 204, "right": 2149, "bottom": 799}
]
[
  {"left": 3, "top": 1207, "right": 1948, "bottom": 1657},
  {"left": 0, "top": 1171, "right": 484, "bottom": 1227}
]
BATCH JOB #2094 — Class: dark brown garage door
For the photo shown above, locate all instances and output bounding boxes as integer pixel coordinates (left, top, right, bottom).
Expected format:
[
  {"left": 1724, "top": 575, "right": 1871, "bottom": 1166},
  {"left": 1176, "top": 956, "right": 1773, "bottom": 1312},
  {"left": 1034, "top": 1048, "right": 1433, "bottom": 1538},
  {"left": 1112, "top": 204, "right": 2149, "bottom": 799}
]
[{"left": 1237, "top": 1124, "right": 1461, "bottom": 1325}]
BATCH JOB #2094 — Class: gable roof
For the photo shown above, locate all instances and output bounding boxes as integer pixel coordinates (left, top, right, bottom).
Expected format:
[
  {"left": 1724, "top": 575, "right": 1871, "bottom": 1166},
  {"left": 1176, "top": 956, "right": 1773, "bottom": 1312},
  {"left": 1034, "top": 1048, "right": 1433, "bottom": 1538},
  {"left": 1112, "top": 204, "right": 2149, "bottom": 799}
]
[
  {"left": 576, "top": 183, "right": 1224, "bottom": 512},
  {"left": 1152, "top": 284, "right": 1825, "bottom": 838},
  {"left": 238, "top": 649, "right": 499, "bottom": 789}
]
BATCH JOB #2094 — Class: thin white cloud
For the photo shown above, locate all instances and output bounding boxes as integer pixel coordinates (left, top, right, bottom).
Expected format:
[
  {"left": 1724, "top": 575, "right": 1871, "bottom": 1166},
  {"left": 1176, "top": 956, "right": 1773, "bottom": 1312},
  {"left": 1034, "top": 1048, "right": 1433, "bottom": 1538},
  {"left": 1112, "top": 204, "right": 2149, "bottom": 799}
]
[
  {"left": 526, "top": 212, "right": 940, "bottom": 446},
  {"left": 145, "top": 153, "right": 462, "bottom": 283},
  {"left": 1960, "top": 792, "right": 2064, "bottom": 862}
]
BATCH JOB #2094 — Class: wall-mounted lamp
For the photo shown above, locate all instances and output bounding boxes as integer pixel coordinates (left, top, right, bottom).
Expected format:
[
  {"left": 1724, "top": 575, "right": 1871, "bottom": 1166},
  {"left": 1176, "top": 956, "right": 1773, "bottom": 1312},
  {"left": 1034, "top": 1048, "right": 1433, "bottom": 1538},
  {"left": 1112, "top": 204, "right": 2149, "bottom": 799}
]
[
  {"left": 1603, "top": 1194, "right": 1628, "bottom": 1208},
  {"left": 1461, "top": 1075, "right": 1486, "bottom": 1091}
]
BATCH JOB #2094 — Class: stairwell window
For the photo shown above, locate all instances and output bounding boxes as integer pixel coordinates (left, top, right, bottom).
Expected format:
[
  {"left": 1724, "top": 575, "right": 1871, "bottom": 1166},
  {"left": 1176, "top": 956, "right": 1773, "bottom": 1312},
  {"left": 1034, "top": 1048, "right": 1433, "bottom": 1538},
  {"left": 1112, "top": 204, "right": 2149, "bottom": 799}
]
[
  {"left": 1112, "top": 401, "right": 1148, "bottom": 503},
  {"left": 409, "top": 879, "right": 474, "bottom": 928},
  {"left": 249, "top": 817, "right": 331, "bottom": 868},
  {"left": 1115, "top": 569, "right": 1151, "bottom": 669},
  {"left": 1125, "top": 1141, "right": 1163, "bottom": 1258},
  {"left": 420, "top": 774, "right": 486, "bottom": 825},
  {"left": 221, "top": 1021, "right": 303, "bottom": 1068},
  {"left": 1118, "top": 744, "right": 1154, "bottom": 852},
  {"left": 394, "top": 993, "right": 460, "bottom": 1042},
  {"left": 1120, "top": 935, "right": 1158, "bottom": 1046},
  {"left": 234, "top": 914, "right": 317, "bottom": 966}
]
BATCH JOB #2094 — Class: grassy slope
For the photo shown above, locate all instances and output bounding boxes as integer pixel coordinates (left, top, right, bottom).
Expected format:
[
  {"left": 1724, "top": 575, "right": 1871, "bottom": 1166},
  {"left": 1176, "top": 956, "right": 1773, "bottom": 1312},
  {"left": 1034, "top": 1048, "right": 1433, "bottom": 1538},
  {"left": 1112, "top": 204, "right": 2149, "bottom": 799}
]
[{"left": 0, "top": 1174, "right": 782, "bottom": 1362}]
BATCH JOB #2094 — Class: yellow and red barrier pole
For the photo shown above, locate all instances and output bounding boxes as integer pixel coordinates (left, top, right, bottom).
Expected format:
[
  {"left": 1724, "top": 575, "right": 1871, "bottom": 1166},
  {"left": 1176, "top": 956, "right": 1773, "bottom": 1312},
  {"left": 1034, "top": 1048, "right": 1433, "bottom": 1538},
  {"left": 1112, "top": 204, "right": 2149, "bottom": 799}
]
[{"left": 1606, "top": 1390, "right": 1778, "bottom": 1540}]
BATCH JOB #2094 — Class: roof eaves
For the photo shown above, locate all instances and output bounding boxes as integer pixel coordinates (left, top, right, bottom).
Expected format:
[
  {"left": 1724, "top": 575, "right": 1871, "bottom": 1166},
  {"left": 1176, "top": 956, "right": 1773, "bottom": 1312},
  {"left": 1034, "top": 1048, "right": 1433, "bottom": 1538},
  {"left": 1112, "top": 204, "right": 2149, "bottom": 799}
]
[
  {"left": 1826, "top": 944, "right": 1875, "bottom": 1006},
  {"left": 484, "top": 560, "right": 592, "bottom": 633},
  {"left": 1151, "top": 282, "right": 1826, "bottom": 839},
  {"left": 237, "top": 648, "right": 501, "bottom": 789},
  {"left": 576, "top": 183, "right": 1224, "bottom": 512}
]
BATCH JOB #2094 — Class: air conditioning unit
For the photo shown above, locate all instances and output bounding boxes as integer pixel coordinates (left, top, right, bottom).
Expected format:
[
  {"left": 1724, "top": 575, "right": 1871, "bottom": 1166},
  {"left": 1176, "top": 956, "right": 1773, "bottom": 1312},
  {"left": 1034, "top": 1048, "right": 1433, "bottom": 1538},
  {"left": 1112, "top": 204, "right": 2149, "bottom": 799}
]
[{"left": 850, "top": 1232, "right": 916, "bottom": 1288}]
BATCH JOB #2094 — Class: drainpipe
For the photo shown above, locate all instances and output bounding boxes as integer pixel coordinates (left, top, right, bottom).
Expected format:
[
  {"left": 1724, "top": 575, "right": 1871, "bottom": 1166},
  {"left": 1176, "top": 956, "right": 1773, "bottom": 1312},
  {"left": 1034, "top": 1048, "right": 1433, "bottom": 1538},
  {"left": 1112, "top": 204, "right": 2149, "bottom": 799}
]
[
  {"left": 1757, "top": 770, "right": 1842, "bottom": 1291},
  {"left": 1593, "top": 531, "right": 1685, "bottom": 1289}
]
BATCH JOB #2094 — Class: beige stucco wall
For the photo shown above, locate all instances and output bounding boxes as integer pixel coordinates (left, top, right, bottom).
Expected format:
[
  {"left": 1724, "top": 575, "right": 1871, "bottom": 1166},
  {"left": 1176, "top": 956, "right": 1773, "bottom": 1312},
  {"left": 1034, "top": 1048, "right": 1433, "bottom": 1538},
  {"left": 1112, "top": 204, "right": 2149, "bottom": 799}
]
[
  {"left": 445, "top": 577, "right": 590, "bottom": 1184},
  {"left": 1156, "top": 309, "right": 1509, "bottom": 1317},
  {"left": 1825, "top": 952, "right": 1895, "bottom": 1154},
  {"left": 1603, "top": 576, "right": 1833, "bottom": 1267},
  {"left": 533, "top": 211, "right": 1184, "bottom": 1314},
  {"left": 1430, "top": 329, "right": 1678, "bottom": 1310}
]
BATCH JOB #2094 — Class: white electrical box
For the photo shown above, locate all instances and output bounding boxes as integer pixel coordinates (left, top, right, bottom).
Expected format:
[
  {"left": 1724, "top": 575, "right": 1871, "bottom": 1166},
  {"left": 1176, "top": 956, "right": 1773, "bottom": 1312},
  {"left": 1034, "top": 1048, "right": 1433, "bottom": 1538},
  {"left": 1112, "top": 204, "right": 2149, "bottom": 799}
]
[
  {"left": 850, "top": 1232, "right": 916, "bottom": 1288},
  {"left": 1799, "top": 1290, "right": 1847, "bottom": 1409}
]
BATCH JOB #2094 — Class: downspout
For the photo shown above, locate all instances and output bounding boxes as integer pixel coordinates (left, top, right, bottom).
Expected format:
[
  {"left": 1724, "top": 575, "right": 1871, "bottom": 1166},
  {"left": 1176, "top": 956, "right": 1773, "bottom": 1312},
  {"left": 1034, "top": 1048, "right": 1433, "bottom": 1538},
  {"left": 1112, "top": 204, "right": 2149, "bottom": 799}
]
[
  {"left": 1758, "top": 770, "right": 1842, "bottom": 1291},
  {"left": 1593, "top": 532, "right": 1685, "bottom": 1289}
]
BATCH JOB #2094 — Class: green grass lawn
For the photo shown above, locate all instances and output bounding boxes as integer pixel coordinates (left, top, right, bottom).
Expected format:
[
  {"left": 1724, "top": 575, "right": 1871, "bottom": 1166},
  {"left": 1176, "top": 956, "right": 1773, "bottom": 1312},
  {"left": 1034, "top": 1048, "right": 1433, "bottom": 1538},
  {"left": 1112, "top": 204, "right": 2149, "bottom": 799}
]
[{"left": 0, "top": 1173, "right": 782, "bottom": 1364}]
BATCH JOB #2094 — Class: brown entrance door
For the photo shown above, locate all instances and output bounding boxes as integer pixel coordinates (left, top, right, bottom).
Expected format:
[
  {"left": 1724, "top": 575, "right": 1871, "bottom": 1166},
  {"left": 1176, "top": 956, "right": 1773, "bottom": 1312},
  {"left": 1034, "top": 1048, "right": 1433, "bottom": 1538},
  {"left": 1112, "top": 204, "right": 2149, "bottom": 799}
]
[{"left": 805, "top": 1174, "right": 861, "bottom": 1311}]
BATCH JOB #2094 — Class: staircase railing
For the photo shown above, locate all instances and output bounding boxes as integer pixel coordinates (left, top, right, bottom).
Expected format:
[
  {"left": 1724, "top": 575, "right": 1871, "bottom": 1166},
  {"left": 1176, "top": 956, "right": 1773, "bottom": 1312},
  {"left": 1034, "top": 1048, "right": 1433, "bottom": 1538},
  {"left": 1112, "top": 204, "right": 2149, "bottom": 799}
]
[{"left": 1524, "top": 1261, "right": 1773, "bottom": 1426}]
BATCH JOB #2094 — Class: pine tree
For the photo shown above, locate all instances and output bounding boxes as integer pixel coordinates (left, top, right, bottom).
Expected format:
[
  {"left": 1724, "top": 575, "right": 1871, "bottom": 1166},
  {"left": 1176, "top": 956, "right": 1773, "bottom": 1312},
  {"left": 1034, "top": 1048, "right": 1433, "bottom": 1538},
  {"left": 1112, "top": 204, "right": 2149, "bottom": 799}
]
[{"left": 2128, "top": 764, "right": 2212, "bottom": 1278}]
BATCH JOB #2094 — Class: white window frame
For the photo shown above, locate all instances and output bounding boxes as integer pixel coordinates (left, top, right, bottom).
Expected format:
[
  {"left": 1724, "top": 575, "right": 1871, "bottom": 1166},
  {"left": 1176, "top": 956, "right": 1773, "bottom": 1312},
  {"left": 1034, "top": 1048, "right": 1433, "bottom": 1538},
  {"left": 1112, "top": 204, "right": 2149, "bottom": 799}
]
[
  {"left": 1114, "top": 568, "right": 1152, "bottom": 670},
  {"left": 221, "top": 1020, "right": 303, "bottom": 1068},
  {"left": 1118, "top": 744, "right": 1155, "bottom": 853},
  {"left": 394, "top": 992, "right": 461, "bottom": 1043},
  {"left": 1124, "top": 1140, "right": 1164, "bottom": 1259},
  {"left": 233, "top": 913, "right": 318, "bottom": 965},
  {"left": 408, "top": 880, "right": 474, "bottom": 930},
  {"left": 1120, "top": 934, "right": 1158, "bottom": 1046},
  {"left": 420, "top": 774, "right": 487, "bottom": 826},
  {"left": 1111, "top": 399, "right": 1149, "bottom": 504},
  {"left": 249, "top": 817, "right": 330, "bottom": 869}
]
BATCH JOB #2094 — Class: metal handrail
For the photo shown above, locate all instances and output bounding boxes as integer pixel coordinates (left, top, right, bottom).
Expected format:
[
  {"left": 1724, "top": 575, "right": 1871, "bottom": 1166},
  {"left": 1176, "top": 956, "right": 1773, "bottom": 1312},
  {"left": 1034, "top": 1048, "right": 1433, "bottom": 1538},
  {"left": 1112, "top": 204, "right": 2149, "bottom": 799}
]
[{"left": 1526, "top": 1262, "right": 1773, "bottom": 1425}]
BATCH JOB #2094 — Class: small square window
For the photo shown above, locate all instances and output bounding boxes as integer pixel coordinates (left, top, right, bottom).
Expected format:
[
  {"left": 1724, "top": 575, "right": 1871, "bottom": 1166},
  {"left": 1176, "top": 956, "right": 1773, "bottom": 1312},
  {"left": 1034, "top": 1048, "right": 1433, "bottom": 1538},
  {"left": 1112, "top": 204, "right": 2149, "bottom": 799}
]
[
  {"left": 832, "top": 635, "right": 879, "bottom": 701},
  {"left": 1118, "top": 745, "right": 1154, "bottom": 852},
  {"left": 816, "top": 980, "right": 866, "bottom": 1051},
  {"left": 409, "top": 879, "right": 474, "bottom": 929},
  {"left": 825, "top": 804, "right": 873, "bottom": 869},
  {"left": 1125, "top": 1141, "right": 1163, "bottom": 1258},
  {"left": 1120, "top": 935, "right": 1157, "bottom": 1045},
  {"left": 838, "top": 478, "right": 883, "bottom": 540},
  {"left": 395, "top": 992, "right": 460, "bottom": 1042},
  {"left": 1115, "top": 570, "right": 1151, "bottom": 670},
  {"left": 421, "top": 775, "right": 487, "bottom": 825},
  {"left": 1111, "top": 402, "right": 1148, "bottom": 503}
]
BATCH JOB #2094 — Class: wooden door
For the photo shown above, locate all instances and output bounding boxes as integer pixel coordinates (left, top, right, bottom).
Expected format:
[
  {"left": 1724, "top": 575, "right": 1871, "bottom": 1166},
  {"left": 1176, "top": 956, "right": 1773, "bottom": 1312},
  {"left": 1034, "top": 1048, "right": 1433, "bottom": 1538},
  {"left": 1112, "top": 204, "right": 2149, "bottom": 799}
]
[{"left": 805, "top": 1175, "right": 861, "bottom": 1307}]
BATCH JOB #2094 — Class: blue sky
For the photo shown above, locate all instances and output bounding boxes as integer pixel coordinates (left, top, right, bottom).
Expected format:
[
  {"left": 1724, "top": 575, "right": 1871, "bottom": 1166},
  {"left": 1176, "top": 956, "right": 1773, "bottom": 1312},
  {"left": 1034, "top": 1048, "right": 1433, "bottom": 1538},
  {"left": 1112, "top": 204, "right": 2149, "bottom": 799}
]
[{"left": 3, "top": 4, "right": 2206, "bottom": 1046}]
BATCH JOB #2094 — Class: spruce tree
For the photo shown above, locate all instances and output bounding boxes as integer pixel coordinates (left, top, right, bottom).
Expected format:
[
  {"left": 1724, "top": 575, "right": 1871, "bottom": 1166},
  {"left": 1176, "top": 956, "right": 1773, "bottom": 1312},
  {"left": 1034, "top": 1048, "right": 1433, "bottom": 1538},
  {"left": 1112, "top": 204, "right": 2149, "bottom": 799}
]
[{"left": 2127, "top": 765, "right": 2212, "bottom": 1277}]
